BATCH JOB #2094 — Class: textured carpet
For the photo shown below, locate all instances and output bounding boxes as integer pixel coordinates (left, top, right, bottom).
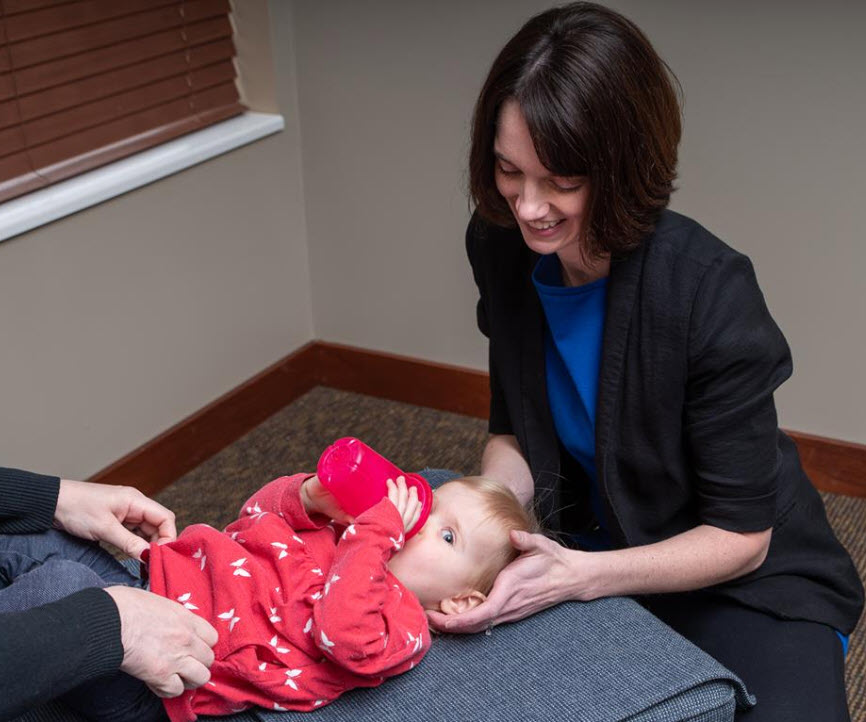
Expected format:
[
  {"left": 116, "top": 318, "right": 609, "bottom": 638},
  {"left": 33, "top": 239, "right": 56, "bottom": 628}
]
[{"left": 156, "top": 386, "right": 866, "bottom": 720}]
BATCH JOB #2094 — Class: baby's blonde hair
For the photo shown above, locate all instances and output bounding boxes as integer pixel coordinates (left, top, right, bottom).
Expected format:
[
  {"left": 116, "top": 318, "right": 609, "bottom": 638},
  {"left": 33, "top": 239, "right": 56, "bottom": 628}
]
[{"left": 442, "top": 476, "right": 541, "bottom": 594}]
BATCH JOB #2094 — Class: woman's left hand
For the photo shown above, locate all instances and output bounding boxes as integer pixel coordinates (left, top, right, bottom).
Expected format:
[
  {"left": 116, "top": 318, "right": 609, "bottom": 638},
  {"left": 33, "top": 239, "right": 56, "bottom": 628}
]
[
  {"left": 427, "top": 530, "right": 585, "bottom": 633},
  {"left": 54, "top": 479, "right": 177, "bottom": 560}
]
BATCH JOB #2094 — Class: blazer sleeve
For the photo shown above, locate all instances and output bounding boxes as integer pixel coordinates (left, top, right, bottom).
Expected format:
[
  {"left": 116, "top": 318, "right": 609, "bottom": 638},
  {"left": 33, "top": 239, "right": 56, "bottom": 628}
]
[
  {"left": 465, "top": 213, "right": 514, "bottom": 436},
  {"left": 685, "top": 252, "right": 788, "bottom": 532}
]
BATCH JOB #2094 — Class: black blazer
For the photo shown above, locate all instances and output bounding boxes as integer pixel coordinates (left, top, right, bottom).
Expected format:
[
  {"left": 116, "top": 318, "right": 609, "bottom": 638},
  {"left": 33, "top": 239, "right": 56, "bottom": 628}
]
[{"left": 467, "top": 208, "right": 863, "bottom": 633}]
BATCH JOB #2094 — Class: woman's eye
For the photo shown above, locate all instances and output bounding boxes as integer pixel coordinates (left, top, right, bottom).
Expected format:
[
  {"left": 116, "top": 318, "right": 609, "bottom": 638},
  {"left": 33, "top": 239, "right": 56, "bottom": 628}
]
[
  {"left": 552, "top": 180, "right": 583, "bottom": 192},
  {"left": 496, "top": 163, "right": 520, "bottom": 176},
  {"left": 441, "top": 529, "right": 455, "bottom": 545}
]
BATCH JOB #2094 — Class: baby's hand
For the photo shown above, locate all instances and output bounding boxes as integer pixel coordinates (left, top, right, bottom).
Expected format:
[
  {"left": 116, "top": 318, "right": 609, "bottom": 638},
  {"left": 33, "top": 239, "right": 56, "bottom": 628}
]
[
  {"left": 301, "top": 475, "right": 354, "bottom": 525},
  {"left": 386, "top": 476, "right": 422, "bottom": 534}
]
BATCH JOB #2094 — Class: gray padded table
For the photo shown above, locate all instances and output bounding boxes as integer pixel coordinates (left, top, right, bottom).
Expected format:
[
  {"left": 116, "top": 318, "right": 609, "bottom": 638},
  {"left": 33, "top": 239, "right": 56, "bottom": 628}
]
[{"left": 15, "top": 592, "right": 754, "bottom": 722}]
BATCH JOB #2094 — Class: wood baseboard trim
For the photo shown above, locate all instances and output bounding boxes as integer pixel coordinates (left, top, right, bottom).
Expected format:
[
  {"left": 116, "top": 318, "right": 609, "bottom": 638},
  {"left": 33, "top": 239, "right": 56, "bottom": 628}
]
[
  {"left": 88, "top": 342, "right": 322, "bottom": 496},
  {"left": 313, "top": 341, "right": 491, "bottom": 418},
  {"left": 786, "top": 431, "right": 866, "bottom": 497},
  {"left": 89, "top": 340, "right": 866, "bottom": 498}
]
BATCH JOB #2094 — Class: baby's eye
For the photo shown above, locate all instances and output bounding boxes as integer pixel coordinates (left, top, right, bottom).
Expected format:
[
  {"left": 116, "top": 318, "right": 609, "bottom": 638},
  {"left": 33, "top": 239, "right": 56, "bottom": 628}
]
[{"left": 441, "top": 529, "right": 455, "bottom": 545}]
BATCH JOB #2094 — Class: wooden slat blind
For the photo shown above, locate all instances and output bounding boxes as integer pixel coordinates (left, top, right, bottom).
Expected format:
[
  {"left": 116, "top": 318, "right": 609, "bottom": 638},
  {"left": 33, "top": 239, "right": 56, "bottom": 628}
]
[{"left": 0, "top": 0, "right": 244, "bottom": 203}]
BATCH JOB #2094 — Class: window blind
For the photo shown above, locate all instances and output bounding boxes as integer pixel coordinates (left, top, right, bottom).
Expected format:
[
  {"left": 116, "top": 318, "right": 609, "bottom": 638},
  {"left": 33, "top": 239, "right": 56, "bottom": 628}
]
[{"left": 0, "top": 0, "right": 244, "bottom": 203}]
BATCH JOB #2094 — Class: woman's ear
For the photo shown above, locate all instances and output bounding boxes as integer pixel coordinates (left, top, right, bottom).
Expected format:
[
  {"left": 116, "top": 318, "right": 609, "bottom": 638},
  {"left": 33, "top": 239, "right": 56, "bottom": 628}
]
[{"left": 439, "top": 590, "right": 487, "bottom": 615}]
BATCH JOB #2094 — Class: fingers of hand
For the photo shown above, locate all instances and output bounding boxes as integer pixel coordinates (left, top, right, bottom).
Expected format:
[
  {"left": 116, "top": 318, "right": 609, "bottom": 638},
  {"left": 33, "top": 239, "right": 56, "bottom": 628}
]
[
  {"left": 440, "top": 605, "right": 497, "bottom": 634},
  {"left": 149, "top": 674, "right": 185, "bottom": 698},
  {"left": 424, "top": 609, "right": 450, "bottom": 631},
  {"left": 178, "top": 658, "right": 212, "bottom": 690},
  {"left": 386, "top": 476, "right": 406, "bottom": 508},
  {"left": 190, "top": 614, "right": 219, "bottom": 650},
  {"left": 394, "top": 476, "right": 408, "bottom": 513},
  {"left": 124, "top": 535, "right": 149, "bottom": 561},
  {"left": 510, "top": 529, "right": 535, "bottom": 550},
  {"left": 134, "top": 499, "right": 177, "bottom": 542},
  {"left": 405, "top": 486, "right": 421, "bottom": 532},
  {"left": 99, "top": 520, "right": 150, "bottom": 560}
]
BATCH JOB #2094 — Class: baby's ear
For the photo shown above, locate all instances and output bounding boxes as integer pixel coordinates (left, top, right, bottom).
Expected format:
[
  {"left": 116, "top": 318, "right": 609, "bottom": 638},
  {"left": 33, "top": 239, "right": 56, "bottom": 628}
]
[{"left": 439, "top": 590, "right": 486, "bottom": 615}]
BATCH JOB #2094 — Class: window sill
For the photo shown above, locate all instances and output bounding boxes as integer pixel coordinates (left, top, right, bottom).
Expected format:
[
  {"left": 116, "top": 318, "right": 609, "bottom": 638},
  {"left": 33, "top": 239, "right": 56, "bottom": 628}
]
[{"left": 0, "top": 111, "right": 285, "bottom": 244}]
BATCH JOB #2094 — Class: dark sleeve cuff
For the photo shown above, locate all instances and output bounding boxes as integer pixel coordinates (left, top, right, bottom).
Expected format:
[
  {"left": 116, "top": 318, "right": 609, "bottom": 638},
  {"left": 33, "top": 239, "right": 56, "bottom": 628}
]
[
  {"left": 0, "top": 467, "right": 60, "bottom": 533},
  {"left": 698, "top": 484, "right": 777, "bottom": 532},
  {"left": 62, "top": 587, "right": 126, "bottom": 679},
  {"left": 0, "top": 588, "right": 123, "bottom": 719}
]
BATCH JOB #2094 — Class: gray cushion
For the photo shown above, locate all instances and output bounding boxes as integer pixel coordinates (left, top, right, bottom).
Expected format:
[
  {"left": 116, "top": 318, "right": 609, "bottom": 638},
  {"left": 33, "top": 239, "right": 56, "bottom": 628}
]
[
  {"left": 254, "top": 596, "right": 753, "bottom": 722},
  {"left": 16, "top": 597, "right": 752, "bottom": 722}
]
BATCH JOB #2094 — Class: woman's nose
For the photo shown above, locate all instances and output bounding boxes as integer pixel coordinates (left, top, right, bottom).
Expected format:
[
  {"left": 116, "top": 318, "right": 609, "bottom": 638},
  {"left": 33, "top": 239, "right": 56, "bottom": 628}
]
[{"left": 514, "top": 181, "right": 550, "bottom": 221}]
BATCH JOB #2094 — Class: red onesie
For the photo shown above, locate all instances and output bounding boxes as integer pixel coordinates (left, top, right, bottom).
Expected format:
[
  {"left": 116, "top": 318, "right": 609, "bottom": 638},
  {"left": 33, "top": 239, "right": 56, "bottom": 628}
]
[{"left": 146, "top": 474, "right": 431, "bottom": 721}]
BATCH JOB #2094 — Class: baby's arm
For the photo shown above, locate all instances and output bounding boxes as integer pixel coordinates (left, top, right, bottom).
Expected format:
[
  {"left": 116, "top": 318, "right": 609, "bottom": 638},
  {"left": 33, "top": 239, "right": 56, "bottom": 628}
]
[
  {"left": 310, "top": 496, "right": 430, "bottom": 678},
  {"left": 236, "top": 473, "right": 328, "bottom": 531}
]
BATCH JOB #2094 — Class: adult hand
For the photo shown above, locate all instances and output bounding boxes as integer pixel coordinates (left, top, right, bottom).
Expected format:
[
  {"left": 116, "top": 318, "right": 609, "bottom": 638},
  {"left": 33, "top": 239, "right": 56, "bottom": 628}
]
[
  {"left": 427, "top": 530, "right": 581, "bottom": 633},
  {"left": 105, "top": 586, "right": 218, "bottom": 697},
  {"left": 54, "top": 479, "right": 177, "bottom": 560}
]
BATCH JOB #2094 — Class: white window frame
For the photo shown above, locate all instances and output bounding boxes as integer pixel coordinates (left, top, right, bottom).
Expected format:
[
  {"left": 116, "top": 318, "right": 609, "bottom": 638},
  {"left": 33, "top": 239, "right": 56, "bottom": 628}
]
[{"left": 0, "top": 111, "right": 284, "bottom": 243}]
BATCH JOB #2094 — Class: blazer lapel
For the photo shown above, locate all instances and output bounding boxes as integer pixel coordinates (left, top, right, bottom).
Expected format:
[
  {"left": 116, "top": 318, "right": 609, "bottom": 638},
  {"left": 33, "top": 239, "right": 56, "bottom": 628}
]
[
  {"left": 596, "top": 245, "right": 645, "bottom": 455},
  {"left": 594, "top": 244, "right": 645, "bottom": 546},
  {"left": 518, "top": 252, "right": 562, "bottom": 523}
]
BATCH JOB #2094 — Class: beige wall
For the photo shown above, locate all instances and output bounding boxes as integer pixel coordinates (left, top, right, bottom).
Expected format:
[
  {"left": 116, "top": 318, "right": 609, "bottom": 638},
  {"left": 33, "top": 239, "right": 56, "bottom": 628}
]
[
  {"left": 293, "top": 0, "right": 866, "bottom": 444},
  {"left": 2, "top": 1, "right": 863, "bottom": 481},
  {"left": 0, "top": 2, "right": 312, "bottom": 478}
]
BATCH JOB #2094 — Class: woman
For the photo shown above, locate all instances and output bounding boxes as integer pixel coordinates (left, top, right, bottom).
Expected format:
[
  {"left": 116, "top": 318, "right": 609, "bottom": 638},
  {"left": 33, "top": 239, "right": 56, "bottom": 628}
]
[{"left": 427, "top": 4, "right": 863, "bottom": 721}]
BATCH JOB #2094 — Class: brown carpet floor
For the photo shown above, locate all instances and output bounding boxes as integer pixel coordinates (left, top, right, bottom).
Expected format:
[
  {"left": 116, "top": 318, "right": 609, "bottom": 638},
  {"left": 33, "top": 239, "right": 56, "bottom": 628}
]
[{"left": 156, "top": 386, "right": 866, "bottom": 720}]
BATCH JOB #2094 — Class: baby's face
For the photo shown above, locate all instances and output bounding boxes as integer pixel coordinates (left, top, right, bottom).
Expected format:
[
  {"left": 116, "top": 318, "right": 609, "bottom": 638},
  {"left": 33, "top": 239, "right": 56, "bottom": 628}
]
[{"left": 388, "top": 482, "right": 505, "bottom": 610}]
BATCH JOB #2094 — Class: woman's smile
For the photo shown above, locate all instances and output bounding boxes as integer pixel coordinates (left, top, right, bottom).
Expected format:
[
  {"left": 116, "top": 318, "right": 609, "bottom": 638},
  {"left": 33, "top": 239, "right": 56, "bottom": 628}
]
[{"left": 522, "top": 218, "right": 566, "bottom": 237}]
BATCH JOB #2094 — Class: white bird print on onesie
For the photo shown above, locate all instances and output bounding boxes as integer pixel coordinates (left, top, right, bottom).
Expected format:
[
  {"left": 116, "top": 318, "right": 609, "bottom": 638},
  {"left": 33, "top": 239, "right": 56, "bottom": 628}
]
[
  {"left": 230, "top": 557, "right": 251, "bottom": 577},
  {"left": 284, "top": 669, "right": 302, "bottom": 690},
  {"left": 270, "top": 541, "right": 289, "bottom": 560},
  {"left": 177, "top": 592, "right": 198, "bottom": 610},
  {"left": 218, "top": 608, "right": 241, "bottom": 632}
]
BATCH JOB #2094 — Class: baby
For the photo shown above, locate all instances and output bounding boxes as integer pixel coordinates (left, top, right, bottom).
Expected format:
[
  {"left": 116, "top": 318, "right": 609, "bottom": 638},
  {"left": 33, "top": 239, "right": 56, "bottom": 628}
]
[{"left": 146, "top": 470, "right": 537, "bottom": 721}]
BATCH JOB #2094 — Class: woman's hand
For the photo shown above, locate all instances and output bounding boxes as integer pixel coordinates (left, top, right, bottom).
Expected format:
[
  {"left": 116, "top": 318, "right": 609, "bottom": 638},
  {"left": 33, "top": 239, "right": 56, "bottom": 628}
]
[
  {"left": 427, "top": 530, "right": 584, "bottom": 633},
  {"left": 54, "top": 479, "right": 177, "bottom": 560},
  {"left": 105, "top": 586, "right": 218, "bottom": 697},
  {"left": 300, "top": 475, "right": 354, "bottom": 524}
]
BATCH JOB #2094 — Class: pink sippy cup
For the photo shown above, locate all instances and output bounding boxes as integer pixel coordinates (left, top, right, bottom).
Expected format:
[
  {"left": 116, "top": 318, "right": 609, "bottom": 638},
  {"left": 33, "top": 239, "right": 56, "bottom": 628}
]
[{"left": 316, "top": 437, "right": 432, "bottom": 539}]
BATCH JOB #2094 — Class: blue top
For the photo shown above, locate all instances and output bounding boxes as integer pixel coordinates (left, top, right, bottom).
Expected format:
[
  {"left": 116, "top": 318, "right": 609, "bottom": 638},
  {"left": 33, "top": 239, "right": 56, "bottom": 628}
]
[{"left": 532, "top": 254, "right": 611, "bottom": 550}]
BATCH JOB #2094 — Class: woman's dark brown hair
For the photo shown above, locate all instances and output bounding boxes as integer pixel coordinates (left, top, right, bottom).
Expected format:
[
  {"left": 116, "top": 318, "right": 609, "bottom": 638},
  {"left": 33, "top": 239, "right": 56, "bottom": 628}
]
[{"left": 469, "top": 2, "right": 682, "bottom": 257}]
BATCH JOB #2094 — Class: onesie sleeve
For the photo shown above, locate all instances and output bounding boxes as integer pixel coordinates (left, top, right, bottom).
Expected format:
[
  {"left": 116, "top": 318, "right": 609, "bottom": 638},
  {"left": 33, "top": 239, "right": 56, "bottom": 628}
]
[
  {"left": 311, "top": 499, "right": 430, "bottom": 678},
  {"left": 685, "top": 252, "right": 787, "bottom": 532},
  {"left": 238, "top": 473, "right": 327, "bottom": 531}
]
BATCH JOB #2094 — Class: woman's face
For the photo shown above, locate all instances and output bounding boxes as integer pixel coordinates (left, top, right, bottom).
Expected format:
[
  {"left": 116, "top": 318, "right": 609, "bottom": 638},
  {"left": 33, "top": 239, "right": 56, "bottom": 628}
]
[{"left": 494, "top": 99, "right": 591, "bottom": 266}]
